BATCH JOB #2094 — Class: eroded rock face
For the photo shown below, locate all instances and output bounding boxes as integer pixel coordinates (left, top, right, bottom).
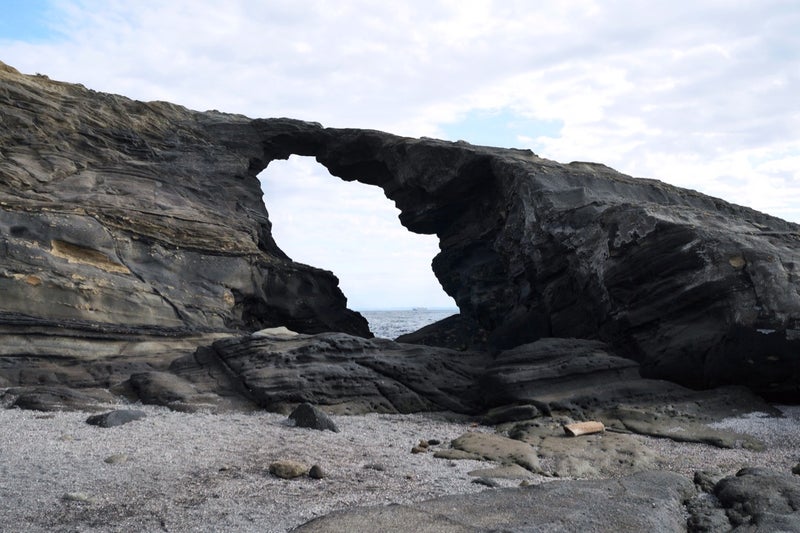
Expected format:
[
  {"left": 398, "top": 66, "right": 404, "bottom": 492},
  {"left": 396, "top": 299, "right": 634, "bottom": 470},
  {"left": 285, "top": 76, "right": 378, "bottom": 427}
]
[
  {"left": 294, "top": 470, "right": 696, "bottom": 532},
  {"left": 163, "top": 330, "right": 488, "bottom": 415},
  {"left": 0, "top": 63, "right": 369, "bottom": 390},
  {"left": 250, "top": 120, "right": 800, "bottom": 399},
  {"left": 2, "top": 62, "right": 799, "bottom": 402}
]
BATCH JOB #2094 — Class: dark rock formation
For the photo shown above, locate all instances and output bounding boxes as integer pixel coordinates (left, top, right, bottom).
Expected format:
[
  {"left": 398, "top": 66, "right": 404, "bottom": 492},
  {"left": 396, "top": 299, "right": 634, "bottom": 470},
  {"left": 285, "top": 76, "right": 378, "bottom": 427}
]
[
  {"left": 289, "top": 403, "right": 340, "bottom": 432},
  {"left": 85, "top": 409, "right": 147, "bottom": 428},
  {"left": 297, "top": 467, "right": 800, "bottom": 531},
  {"left": 2, "top": 61, "right": 800, "bottom": 405},
  {"left": 479, "top": 337, "right": 772, "bottom": 448},
  {"left": 250, "top": 120, "right": 800, "bottom": 400},
  {"left": 688, "top": 467, "right": 800, "bottom": 532},
  {"left": 294, "top": 470, "right": 696, "bottom": 532},
  {"left": 162, "top": 330, "right": 488, "bottom": 415},
  {"left": 4, "top": 385, "right": 112, "bottom": 412},
  {"left": 116, "top": 332, "right": 768, "bottom": 450},
  {"left": 395, "top": 313, "right": 488, "bottom": 351},
  {"left": 0, "top": 62, "right": 368, "bottom": 394}
]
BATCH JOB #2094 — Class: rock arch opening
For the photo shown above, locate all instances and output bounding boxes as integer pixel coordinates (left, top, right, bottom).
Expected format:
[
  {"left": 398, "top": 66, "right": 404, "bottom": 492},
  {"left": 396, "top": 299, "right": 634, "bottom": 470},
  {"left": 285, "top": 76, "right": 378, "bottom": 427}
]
[{"left": 257, "top": 155, "right": 456, "bottom": 335}]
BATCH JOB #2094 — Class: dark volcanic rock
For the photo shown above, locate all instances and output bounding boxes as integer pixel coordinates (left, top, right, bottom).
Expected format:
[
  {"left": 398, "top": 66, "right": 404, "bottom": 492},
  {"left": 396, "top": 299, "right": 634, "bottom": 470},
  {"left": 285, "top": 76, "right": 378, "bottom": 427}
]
[
  {"left": 395, "top": 313, "right": 488, "bottom": 351},
  {"left": 170, "top": 331, "right": 488, "bottom": 414},
  {"left": 482, "top": 338, "right": 641, "bottom": 409},
  {"left": 688, "top": 467, "right": 800, "bottom": 532},
  {"left": 483, "top": 338, "right": 773, "bottom": 449},
  {"left": 0, "top": 63, "right": 369, "bottom": 399},
  {"left": 5, "top": 385, "right": 112, "bottom": 411},
  {"left": 294, "top": 470, "right": 695, "bottom": 532},
  {"left": 289, "top": 403, "right": 340, "bottom": 432},
  {"left": 2, "top": 62, "right": 799, "bottom": 404},
  {"left": 86, "top": 409, "right": 147, "bottom": 428},
  {"left": 251, "top": 120, "right": 800, "bottom": 399}
]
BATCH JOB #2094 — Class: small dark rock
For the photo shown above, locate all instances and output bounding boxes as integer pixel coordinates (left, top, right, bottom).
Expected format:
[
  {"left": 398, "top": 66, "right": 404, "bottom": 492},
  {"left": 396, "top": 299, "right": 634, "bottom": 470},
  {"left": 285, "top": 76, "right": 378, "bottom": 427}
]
[
  {"left": 472, "top": 477, "right": 500, "bottom": 488},
  {"left": 288, "top": 403, "right": 339, "bottom": 432},
  {"left": 411, "top": 446, "right": 427, "bottom": 454},
  {"left": 86, "top": 409, "right": 147, "bottom": 428},
  {"left": 792, "top": 463, "right": 800, "bottom": 475},
  {"left": 427, "top": 439, "right": 441, "bottom": 446},
  {"left": 309, "top": 464, "right": 326, "bottom": 479}
]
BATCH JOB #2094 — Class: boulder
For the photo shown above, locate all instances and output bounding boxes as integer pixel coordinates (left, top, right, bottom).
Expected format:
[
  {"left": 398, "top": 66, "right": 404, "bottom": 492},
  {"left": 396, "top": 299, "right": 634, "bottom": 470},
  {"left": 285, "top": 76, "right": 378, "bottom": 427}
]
[
  {"left": 688, "top": 467, "right": 800, "bottom": 531},
  {"left": 269, "top": 460, "right": 310, "bottom": 479},
  {"left": 5, "top": 386, "right": 110, "bottom": 412},
  {"left": 288, "top": 403, "right": 340, "bottom": 432},
  {"left": 445, "top": 432, "right": 541, "bottom": 473},
  {"left": 253, "top": 119, "right": 800, "bottom": 399}
]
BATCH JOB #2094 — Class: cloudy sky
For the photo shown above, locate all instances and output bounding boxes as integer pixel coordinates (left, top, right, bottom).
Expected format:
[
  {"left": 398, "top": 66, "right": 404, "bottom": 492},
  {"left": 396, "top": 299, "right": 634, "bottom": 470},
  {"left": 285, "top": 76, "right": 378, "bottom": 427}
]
[{"left": 1, "top": 1, "right": 798, "bottom": 309}]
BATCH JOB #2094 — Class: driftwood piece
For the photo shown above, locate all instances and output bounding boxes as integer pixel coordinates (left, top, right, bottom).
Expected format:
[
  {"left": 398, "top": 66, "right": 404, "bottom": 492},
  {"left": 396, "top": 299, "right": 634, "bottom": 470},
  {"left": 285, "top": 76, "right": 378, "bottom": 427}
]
[{"left": 563, "top": 421, "right": 605, "bottom": 437}]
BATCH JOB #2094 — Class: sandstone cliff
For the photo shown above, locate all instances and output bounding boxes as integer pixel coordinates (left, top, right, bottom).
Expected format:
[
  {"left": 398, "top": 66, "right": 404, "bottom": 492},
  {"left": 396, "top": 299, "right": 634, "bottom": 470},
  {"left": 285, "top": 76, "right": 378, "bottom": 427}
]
[{"left": 0, "top": 61, "right": 368, "bottom": 395}]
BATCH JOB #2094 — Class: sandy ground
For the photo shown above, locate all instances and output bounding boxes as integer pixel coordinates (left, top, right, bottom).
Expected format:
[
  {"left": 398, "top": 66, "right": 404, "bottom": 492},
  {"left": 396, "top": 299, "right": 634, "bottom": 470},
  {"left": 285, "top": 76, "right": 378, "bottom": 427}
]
[{"left": 1, "top": 403, "right": 798, "bottom": 532}]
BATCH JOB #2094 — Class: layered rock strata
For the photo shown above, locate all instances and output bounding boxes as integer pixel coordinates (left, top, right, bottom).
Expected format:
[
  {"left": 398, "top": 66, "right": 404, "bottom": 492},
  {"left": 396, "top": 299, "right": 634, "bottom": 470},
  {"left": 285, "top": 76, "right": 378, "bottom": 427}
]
[
  {"left": 2, "top": 62, "right": 799, "bottom": 402},
  {"left": 251, "top": 120, "right": 800, "bottom": 399},
  {"left": 0, "top": 62, "right": 369, "bottom": 393}
]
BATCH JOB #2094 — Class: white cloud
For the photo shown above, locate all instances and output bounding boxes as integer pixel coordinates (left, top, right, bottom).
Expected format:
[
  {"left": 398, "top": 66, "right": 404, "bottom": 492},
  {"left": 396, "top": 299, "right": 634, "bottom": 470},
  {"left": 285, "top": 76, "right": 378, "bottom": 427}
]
[
  {"left": 1, "top": 0, "right": 798, "bottom": 307},
  {"left": 259, "top": 156, "right": 451, "bottom": 309}
]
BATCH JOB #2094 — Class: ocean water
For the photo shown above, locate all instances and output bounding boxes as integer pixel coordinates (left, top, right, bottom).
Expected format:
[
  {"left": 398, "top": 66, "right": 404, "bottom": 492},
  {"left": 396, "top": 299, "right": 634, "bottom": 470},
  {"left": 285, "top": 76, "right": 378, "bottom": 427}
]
[{"left": 359, "top": 308, "right": 458, "bottom": 340}]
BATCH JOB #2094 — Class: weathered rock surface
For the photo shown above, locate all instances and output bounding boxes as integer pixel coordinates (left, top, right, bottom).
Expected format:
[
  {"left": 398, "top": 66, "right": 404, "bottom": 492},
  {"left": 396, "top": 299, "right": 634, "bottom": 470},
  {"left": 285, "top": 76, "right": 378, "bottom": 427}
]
[
  {"left": 251, "top": 119, "right": 800, "bottom": 399},
  {"left": 478, "top": 337, "right": 773, "bottom": 449},
  {"left": 166, "top": 331, "right": 487, "bottom": 414},
  {"left": 507, "top": 417, "right": 662, "bottom": 478},
  {"left": 268, "top": 459, "right": 309, "bottom": 479},
  {"left": 688, "top": 467, "right": 800, "bottom": 532},
  {"left": 4, "top": 385, "right": 113, "bottom": 412},
  {"left": 85, "top": 409, "right": 146, "bottom": 428},
  {"left": 0, "top": 62, "right": 368, "bottom": 399},
  {"left": 442, "top": 431, "right": 542, "bottom": 473},
  {"left": 3, "top": 61, "right": 799, "bottom": 409},
  {"left": 294, "top": 470, "right": 696, "bottom": 532},
  {"left": 289, "top": 402, "right": 340, "bottom": 432}
]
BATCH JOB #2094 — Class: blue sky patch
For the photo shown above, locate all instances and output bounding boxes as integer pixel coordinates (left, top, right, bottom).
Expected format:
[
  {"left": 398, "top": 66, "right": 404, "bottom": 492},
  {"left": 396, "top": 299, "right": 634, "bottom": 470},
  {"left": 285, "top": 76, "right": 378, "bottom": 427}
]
[
  {"left": 442, "top": 108, "right": 563, "bottom": 149},
  {"left": 0, "top": 1, "right": 55, "bottom": 42}
]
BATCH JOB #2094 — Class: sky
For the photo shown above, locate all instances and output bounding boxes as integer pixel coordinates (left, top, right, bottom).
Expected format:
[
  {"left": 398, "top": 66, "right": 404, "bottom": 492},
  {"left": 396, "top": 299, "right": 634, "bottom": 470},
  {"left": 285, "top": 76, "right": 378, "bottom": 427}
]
[{"left": 1, "top": 1, "right": 798, "bottom": 310}]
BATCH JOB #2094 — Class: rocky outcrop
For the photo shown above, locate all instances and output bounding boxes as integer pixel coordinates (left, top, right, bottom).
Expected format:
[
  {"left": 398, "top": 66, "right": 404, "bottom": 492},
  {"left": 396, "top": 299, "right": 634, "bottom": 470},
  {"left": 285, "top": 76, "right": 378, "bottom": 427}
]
[
  {"left": 688, "top": 467, "right": 800, "bottom": 531},
  {"left": 296, "top": 466, "right": 800, "bottom": 531},
  {"left": 161, "top": 330, "right": 488, "bottom": 415},
  {"left": 294, "top": 470, "right": 696, "bottom": 532},
  {"left": 250, "top": 120, "right": 800, "bottom": 400},
  {"left": 0, "top": 62, "right": 368, "bottom": 393},
  {"left": 2, "top": 61, "right": 799, "bottom": 404}
]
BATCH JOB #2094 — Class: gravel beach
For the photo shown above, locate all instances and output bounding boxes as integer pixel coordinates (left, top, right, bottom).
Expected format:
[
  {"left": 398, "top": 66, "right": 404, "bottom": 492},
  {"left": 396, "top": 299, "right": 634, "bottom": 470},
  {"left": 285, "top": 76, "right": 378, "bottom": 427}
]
[{"left": 1, "top": 404, "right": 798, "bottom": 532}]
